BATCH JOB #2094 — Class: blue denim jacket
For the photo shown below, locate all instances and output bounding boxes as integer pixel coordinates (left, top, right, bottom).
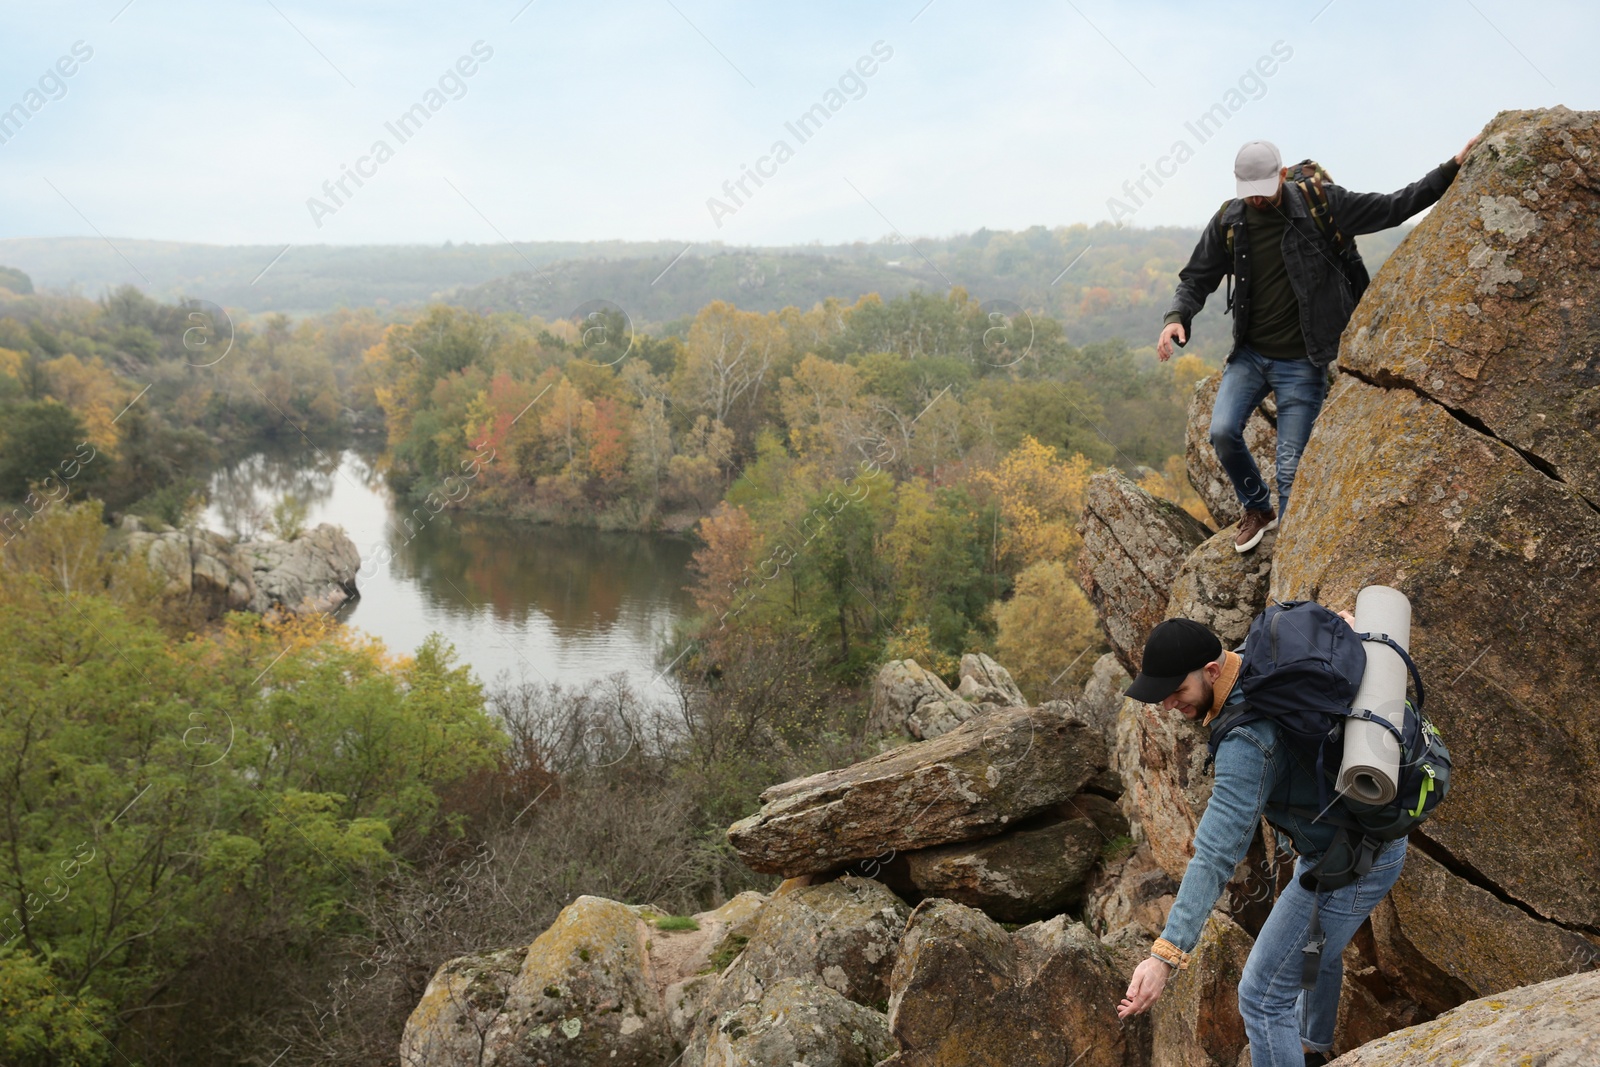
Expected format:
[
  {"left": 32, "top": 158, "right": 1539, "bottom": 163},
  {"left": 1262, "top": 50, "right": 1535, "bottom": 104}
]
[{"left": 1158, "top": 688, "right": 1342, "bottom": 953}]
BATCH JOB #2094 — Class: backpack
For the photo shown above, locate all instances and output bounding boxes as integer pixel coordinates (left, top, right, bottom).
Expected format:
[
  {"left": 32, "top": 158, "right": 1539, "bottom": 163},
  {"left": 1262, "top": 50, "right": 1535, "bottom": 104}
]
[
  {"left": 1205, "top": 600, "right": 1453, "bottom": 990},
  {"left": 1218, "top": 159, "right": 1372, "bottom": 315}
]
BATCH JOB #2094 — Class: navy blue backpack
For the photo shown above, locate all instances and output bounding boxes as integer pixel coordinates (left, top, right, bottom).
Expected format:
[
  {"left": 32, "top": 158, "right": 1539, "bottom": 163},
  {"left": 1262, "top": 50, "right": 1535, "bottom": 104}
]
[{"left": 1205, "top": 600, "right": 1453, "bottom": 989}]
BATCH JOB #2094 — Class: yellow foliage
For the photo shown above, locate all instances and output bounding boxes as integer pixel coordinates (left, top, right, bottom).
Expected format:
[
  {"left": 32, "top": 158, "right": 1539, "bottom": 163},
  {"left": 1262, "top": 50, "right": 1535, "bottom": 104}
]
[
  {"left": 993, "top": 560, "right": 1105, "bottom": 701},
  {"left": 0, "top": 346, "right": 24, "bottom": 379},
  {"left": 1172, "top": 353, "right": 1210, "bottom": 394},
  {"left": 974, "top": 436, "right": 1094, "bottom": 569},
  {"left": 1137, "top": 454, "right": 1213, "bottom": 526},
  {"left": 882, "top": 624, "right": 959, "bottom": 682},
  {"left": 42, "top": 353, "right": 123, "bottom": 455}
]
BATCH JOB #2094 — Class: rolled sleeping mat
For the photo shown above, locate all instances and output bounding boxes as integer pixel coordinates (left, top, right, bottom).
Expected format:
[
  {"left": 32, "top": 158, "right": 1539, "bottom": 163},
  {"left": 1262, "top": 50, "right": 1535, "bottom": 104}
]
[{"left": 1337, "top": 585, "right": 1412, "bottom": 806}]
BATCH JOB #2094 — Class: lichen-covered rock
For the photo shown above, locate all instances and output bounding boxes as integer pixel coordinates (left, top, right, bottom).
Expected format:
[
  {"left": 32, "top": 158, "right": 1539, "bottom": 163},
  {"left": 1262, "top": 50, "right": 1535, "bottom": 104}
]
[
  {"left": 1079, "top": 469, "right": 1214, "bottom": 675},
  {"left": 1336, "top": 107, "right": 1600, "bottom": 504},
  {"left": 956, "top": 652, "right": 1027, "bottom": 708},
  {"left": 1149, "top": 913, "right": 1254, "bottom": 1067},
  {"left": 1114, "top": 694, "right": 1213, "bottom": 884},
  {"left": 118, "top": 517, "right": 256, "bottom": 615},
  {"left": 1164, "top": 526, "right": 1273, "bottom": 650},
  {"left": 1085, "top": 840, "right": 1178, "bottom": 943},
  {"left": 1271, "top": 373, "right": 1600, "bottom": 932},
  {"left": 240, "top": 522, "right": 361, "bottom": 614},
  {"left": 116, "top": 515, "right": 361, "bottom": 618},
  {"left": 1077, "top": 652, "right": 1133, "bottom": 758},
  {"left": 1185, "top": 371, "right": 1277, "bottom": 530},
  {"left": 1329, "top": 968, "right": 1600, "bottom": 1066},
  {"left": 400, "top": 895, "right": 670, "bottom": 1067},
  {"left": 867, "top": 659, "right": 975, "bottom": 740},
  {"left": 902, "top": 794, "right": 1128, "bottom": 922},
  {"left": 399, "top": 945, "right": 525, "bottom": 1067},
  {"left": 699, "top": 978, "right": 893, "bottom": 1067},
  {"left": 880, "top": 899, "right": 1144, "bottom": 1067},
  {"left": 1377, "top": 847, "right": 1600, "bottom": 1000},
  {"left": 728, "top": 706, "right": 1106, "bottom": 877},
  {"left": 684, "top": 878, "right": 909, "bottom": 1067}
]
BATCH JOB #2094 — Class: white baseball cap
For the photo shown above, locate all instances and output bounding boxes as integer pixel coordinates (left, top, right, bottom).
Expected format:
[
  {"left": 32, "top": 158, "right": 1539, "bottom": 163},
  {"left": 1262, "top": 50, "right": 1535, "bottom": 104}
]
[{"left": 1235, "top": 140, "right": 1283, "bottom": 197}]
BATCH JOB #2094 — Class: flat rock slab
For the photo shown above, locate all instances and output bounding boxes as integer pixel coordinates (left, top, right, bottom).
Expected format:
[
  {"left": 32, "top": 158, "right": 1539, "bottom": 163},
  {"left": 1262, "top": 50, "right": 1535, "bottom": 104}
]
[{"left": 728, "top": 706, "right": 1106, "bottom": 877}]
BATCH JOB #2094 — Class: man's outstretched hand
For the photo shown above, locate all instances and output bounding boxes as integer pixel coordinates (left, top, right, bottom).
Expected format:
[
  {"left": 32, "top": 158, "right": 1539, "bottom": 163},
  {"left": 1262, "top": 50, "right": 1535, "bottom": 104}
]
[
  {"left": 1455, "top": 135, "right": 1480, "bottom": 166},
  {"left": 1117, "top": 957, "right": 1172, "bottom": 1018},
  {"left": 1157, "top": 322, "right": 1186, "bottom": 362}
]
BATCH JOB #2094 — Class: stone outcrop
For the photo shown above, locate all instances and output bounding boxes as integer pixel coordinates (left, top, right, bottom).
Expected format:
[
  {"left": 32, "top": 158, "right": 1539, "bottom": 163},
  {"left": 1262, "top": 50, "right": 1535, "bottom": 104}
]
[
  {"left": 400, "top": 895, "right": 673, "bottom": 1067},
  {"left": 1079, "top": 470, "right": 1213, "bottom": 675},
  {"left": 955, "top": 652, "right": 1028, "bottom": 709},
  {"left": 117, "top": 515, "right": 360, "bottom": 617},
  {"left": 1328, "top": 969, "right": 1600, "bottom": 1066},
  {"left": 901, "top": 794, "right": 1128, "bottom": 922},
  {"left": 1164, "top": 526, "right": 1273, "bottom": 650},
  {"left": 1335, "top": 107, "right": 1600, "bottom": 505},
  {"left": 1149, "top": 913, "right": 1255, "bottom": 1067},
  {"left": 401, "top": 892, "right": 767, "bottom": 1067},
  {"left": 1073, "top": 652, "right": 1132, "bottom": 755},
  {"left": 728, "top": 705, "right": 1106, "bottom": 877},
  {"left": 697, "top": 978, "right": 893, "bottom": 1067},
  {"left": 237, "top": 522, "right": 362, "bottom": 614},
  {"left": 1185, "top": 372, "right": 1277, "bottom": 530},
  {"left": 881, "top": 899, "right": 1147, "bottom": 1067},
  {"left": 1085, "top": 840, "right": 1178, "bottom": 943},
  {"left": 869, "top": 654, "right": 1028, "bottom": 740}
]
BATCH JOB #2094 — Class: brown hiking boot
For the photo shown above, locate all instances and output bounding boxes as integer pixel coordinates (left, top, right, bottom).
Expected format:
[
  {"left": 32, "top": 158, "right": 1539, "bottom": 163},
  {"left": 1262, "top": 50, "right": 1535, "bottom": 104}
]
[{"left": 1234, "top": 507, "right": 1278, "bottom": 553}]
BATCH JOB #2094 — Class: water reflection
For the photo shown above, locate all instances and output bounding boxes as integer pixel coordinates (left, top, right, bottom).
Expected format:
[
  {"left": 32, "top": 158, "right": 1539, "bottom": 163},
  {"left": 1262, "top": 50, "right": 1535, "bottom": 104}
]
[{"left": 202, "top": 447, "right": 697, "bottom": 690}]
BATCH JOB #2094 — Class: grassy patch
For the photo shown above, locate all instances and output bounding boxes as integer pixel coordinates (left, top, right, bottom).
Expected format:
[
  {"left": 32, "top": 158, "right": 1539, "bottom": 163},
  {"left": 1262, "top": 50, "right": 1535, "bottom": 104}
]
[
  {"left": 653, "top": 914, "right": 701, "bottom": 931},
  {"left": 702, "top": 933, "right": 750, "bottom": 974},
  {"left": 1099, "top": 834, "right": 1135, "bottom": 864}
]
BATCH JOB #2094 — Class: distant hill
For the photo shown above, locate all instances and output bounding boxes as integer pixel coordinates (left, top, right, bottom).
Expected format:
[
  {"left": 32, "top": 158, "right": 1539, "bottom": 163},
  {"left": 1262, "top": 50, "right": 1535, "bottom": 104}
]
[{"left": 0, "top": 223, "right": 1409, "bottom": 358}]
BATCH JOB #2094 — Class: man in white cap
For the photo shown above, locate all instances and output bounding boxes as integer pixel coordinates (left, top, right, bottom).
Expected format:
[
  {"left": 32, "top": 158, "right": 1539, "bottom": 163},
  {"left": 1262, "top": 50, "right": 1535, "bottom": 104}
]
[{"left": 1157, "top": 135, "right": 1477, "bottom": 553}]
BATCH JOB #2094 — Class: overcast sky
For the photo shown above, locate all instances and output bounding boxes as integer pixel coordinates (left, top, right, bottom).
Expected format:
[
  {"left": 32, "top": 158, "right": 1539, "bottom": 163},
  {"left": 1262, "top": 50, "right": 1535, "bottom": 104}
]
[{"left": 1, "top": 0, "right": 1590, "bottom": 248}]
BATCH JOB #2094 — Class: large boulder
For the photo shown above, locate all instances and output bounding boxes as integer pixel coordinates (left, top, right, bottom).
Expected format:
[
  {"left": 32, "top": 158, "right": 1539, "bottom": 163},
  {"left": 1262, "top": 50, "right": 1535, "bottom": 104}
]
[
  {"left": 1084, "top": 839, "right": 1178, "bottom": 943},
  {"left": 400, "top": 895, "right": 672, "bottom": 1067},
  {"left": 955, "top": 652, "right": 1028, "bottom": 709},
  {"left": 1330, "top": 969, "right": 1600, "bottom": 1067},
  {"left": 728, "top": 705, "right": 1106, "bottom": 877},
  {"left": 901, "top": 793, "right": 1129, "bottom": 922},
  {"left": 1164, "top": 526, "right": 1273, "bottom": 650},
  {"left": 1078, "top": 470, "right": 1214, "bottom": 675},
  {"left": 1185, "top": 372, "right": 1277, "bottom": 530},
  {"left": 1149, "top": 913, "right": 1255, "bottom": 1067},
  {"left": 1376, "top": 846, "right": 1600, "bottom": 1001},
  {"left": 401, "top": 892, "right": 768, "bottom": 1067},
  {"left": 1336, "top": 107, "right": 1600, "bottom": 504},
  {"left": 119, "top": 517, "right": 255, "bottom": 615},
  {"left": 684, "top": 878, "right": 908, "bottom": 1067},
  {"left": 1270, "top": 106, "right": 1600, "bottom": 1015},
  {"left": 1271, "top": 377, "right": 1600, "bottom": 929},
  {"left": 880, "top": 899, "right": 1147, "bottom": 1067},
  {"left": 240, "top": 522, "right": 361, "bottom": 614},
  {"left": 1075, "top": 652, "right": 1133, "bottom": 757},
  {"left": 698, "top": 978, "right": 894, "bottom": 1067},
  {"left": 1113, "top": 696, "right": 1213, "bottom": 885},
  {"left": 867, "top": 659, "right": 976, "bottom": 740},
  {"left": 116, "top": 516, "right": 361, "bottom": 618}
]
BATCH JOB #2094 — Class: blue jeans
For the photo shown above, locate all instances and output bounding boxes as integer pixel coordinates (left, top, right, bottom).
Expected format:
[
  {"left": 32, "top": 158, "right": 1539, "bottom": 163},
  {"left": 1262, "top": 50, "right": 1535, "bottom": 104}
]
[
  {"left": 1208, "top": 346, "right": 1329, "bottom": 517},
  {"left": 1238, "top": 836, "right": 1407, "bottom": 1065}
]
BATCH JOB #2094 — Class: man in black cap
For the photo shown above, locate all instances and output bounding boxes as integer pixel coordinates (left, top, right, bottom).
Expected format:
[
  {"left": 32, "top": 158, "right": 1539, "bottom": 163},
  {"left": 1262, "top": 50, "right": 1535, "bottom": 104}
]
[
  {"left": 1115, "top": 614, "right": 1402, "bottom": 1067},
  {"left": 1156, "top": 135, "right": 1478, "bottom": 555}
]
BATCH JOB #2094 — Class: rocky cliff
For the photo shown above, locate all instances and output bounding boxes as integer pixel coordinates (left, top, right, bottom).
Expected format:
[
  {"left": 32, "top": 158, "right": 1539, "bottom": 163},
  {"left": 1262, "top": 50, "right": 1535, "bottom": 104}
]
[
  {"left": 115, "top": 515, "right": 361, "bottom": 618},
  {"left": 399, "top": 107, "right": 1599, "bottom": 1067}
]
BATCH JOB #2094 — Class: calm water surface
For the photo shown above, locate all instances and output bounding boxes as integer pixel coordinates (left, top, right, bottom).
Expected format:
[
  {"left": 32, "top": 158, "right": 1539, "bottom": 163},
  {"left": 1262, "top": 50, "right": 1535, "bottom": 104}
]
[{"left": 202, "top": 447, "right": 697, "bottom": 692}]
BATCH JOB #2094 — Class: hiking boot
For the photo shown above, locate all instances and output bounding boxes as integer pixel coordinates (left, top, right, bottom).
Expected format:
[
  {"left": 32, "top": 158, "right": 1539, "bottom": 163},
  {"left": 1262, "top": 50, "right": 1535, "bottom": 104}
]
[
  {"left": 1234, "top": 507, "right": 1278, "bottom": 553},
  {"left": 1304, "top": 1052, "right": 1331, "bottom": 1066}
]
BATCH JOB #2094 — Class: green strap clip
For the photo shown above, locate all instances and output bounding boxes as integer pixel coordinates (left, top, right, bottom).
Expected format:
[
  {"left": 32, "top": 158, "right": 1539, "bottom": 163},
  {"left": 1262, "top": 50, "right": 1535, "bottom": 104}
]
[{"left": 1409, "top": 764, "right": 1436, "bottom": 817}]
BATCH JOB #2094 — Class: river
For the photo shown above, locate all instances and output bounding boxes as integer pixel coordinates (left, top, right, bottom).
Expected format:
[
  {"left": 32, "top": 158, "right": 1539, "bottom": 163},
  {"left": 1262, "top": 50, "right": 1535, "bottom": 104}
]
[{"left": 202, "top": 446, "right": 698, "bottom": 694}]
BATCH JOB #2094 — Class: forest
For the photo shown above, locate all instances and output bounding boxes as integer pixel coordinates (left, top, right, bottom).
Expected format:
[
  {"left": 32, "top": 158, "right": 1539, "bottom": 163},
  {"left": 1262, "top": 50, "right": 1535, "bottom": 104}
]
[{"left": 0, "top": 265, "right": 1211, "bottom": 1064}]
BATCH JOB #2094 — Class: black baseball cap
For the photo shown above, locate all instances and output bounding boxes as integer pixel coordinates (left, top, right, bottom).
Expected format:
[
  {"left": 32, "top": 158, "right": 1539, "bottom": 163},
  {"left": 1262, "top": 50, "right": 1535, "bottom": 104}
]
[{"left": 1124, "top": 618, "right": 1223, "bottom": 703}]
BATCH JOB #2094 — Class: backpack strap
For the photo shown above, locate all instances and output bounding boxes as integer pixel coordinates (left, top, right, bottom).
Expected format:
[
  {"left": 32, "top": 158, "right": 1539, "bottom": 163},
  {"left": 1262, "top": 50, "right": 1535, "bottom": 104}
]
[
  {"left": 1355, "top": 632, "right": 1426, "bottom": 713},
  {"left": 1218, "top": 198, "right": 1238, "bottom": 314},
  {"left": 1297, "top": 827, "right": 1384, "bottom": 990}
]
